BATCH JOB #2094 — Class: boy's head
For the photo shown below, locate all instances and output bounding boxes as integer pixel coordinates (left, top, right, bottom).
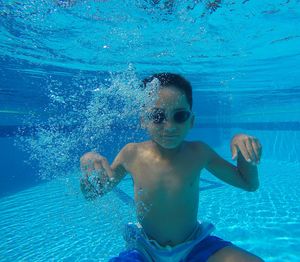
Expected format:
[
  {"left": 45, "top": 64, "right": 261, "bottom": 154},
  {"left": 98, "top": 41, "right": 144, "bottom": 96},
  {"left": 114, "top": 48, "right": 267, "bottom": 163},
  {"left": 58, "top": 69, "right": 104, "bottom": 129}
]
[
  {"left": 141, "top": 73, "right": 194, "bottom": 149},
  {"left": 142, "top": 73, "right": 193, "bottom": 109}
]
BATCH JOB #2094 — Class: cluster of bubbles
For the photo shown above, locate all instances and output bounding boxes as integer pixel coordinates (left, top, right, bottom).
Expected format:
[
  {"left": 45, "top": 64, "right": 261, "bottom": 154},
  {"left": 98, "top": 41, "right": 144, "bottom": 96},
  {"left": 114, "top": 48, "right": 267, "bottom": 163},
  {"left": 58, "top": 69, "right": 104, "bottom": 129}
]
[
  {"left": 14, "top": 65, "right": 162, "bottom": 232},
  {"left": 16, "top": 65, "right": 159, "bottom": 181},
  {"left": 136, "top": 187, "right": 153, "bottom": 222}
]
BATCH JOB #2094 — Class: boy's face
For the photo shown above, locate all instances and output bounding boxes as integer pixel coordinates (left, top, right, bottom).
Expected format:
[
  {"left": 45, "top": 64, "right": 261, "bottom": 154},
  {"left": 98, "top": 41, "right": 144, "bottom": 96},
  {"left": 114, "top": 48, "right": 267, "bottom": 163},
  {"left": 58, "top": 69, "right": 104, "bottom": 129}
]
[{"left": 143, "top": 86, "right": 194, "bottom": 149}]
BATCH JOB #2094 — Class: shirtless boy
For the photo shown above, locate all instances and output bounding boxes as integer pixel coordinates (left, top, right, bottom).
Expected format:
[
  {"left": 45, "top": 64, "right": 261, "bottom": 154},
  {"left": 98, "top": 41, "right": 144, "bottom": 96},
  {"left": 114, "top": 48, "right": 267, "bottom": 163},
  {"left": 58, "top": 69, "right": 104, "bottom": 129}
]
[{"left": 80, "top": 73, "right": 263, "bottom": 261}]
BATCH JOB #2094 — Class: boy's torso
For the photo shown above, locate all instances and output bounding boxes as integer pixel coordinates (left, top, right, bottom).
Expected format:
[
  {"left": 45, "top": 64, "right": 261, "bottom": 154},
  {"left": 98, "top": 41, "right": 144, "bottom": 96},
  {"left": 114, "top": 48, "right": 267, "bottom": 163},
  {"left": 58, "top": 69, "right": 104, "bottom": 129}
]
[{"left": 124, "top": 141, "right": 208, "bottom": 247}]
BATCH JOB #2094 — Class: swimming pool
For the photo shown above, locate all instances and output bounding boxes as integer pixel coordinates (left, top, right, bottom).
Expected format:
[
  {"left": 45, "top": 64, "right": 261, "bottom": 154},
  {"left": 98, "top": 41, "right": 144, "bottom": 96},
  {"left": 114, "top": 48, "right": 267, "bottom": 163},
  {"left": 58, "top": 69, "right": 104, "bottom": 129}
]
[{"left": 1, "top": 1, "right": 300, "bottom": 261}]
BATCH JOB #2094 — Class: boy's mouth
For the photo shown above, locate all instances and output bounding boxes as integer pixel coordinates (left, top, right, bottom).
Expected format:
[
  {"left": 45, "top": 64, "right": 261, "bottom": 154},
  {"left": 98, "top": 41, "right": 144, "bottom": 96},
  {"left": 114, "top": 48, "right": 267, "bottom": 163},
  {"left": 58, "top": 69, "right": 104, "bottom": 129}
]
[{"left": 162, "top": 134, "right": 179, "bottom": 139}]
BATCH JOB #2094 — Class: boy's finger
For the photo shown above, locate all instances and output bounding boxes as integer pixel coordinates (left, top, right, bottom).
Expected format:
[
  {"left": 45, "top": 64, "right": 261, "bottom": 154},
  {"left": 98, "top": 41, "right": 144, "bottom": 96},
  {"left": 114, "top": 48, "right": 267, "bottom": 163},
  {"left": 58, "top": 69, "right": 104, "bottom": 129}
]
[
  {"left": 81, "top": 158, "right": 103, "bottom": 177},
  {"left": 80, "top": 162, "right": 91, "bottom": 174},
  {"left": 245, "top": 138, "right": 256, "bottom": 162},
  {"left": 238, "top": 142, "right": 251, "bottom": 162},
  {"left": 231, "top": 145, "right": 238, "bottom": 160},
  {"left": 94, "top": 159, "right": 103, "bottom": 171},
  {"left": 252, "top": 141, "right": 260, "bottom": 162}
]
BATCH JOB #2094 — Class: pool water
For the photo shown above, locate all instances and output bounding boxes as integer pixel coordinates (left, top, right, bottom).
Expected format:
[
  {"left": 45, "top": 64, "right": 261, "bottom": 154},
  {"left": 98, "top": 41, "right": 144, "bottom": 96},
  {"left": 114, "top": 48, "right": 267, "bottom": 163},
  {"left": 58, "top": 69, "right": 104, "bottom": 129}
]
[
  {"left": 1, "top": 136, "right": 300, "bottom": 261},
  {"left": 1, "top": 1, "right": 300, "bottom": 261}
]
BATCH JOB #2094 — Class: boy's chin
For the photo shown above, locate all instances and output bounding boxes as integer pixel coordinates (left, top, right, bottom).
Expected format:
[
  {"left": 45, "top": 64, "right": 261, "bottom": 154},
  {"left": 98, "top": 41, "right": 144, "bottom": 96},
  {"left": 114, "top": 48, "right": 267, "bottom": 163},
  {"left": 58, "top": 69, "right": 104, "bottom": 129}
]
[{"left": 156, "top": 140, "right": 183, "bottom": 150}]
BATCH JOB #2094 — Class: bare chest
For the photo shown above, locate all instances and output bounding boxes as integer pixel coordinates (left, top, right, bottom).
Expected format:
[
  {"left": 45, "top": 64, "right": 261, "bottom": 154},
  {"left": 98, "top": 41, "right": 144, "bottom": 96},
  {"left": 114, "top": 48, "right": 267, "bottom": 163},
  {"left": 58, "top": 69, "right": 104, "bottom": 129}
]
[{"left": 131, "top": 155, "right": 203, "bottom": 199}]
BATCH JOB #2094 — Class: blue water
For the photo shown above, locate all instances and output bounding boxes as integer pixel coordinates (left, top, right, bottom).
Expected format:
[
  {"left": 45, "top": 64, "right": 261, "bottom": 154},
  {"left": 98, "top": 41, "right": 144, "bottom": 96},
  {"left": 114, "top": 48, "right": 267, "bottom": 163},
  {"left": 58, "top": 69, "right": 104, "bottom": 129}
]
[{"left": 1, "top": 1, "right": 300, "bottom": 261}]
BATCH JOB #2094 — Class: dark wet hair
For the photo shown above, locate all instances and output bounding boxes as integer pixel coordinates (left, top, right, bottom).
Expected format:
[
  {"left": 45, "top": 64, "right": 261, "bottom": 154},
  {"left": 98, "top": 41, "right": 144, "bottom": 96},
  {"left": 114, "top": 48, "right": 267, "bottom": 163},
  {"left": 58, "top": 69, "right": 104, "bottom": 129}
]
[{"left": 142, "top": 73, "right": 193, "bottom": 109}]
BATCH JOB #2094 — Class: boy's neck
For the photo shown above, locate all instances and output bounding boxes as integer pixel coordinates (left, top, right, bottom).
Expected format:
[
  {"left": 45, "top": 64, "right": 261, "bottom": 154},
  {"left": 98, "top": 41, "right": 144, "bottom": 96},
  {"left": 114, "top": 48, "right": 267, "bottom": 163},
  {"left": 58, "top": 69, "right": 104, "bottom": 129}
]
[{"left": 151, "top": 140, "right": 185, "bottom": 159}]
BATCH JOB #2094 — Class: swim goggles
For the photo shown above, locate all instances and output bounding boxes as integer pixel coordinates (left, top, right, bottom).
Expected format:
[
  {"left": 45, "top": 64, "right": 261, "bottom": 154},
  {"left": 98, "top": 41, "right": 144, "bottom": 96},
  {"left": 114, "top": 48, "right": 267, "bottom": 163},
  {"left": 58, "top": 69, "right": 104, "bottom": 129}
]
[{"left": 147, "top": 108, "right": 192, "bottom": 124}]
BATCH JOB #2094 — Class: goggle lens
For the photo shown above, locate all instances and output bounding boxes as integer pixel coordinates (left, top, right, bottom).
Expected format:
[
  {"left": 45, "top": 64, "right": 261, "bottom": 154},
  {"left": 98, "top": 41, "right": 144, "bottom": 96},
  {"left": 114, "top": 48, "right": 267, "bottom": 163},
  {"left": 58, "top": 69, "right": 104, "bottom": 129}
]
[
  {"left": 149, "top": 109, "right": 165, "bottom": 124},
  {"left": 174, "top": 111, "right": 191, "bottom": 123},
  {"left": 148, "top": 109, "right": 191, "bottom": 124}
]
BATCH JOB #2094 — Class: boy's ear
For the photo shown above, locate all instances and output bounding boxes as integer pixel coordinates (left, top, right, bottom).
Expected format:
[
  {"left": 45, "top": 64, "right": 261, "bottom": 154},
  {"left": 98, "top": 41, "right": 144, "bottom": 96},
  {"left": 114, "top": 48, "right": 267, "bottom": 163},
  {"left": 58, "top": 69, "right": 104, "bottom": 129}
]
[{"left": 190, "top": 113, "right": 195, "bottom": 128}]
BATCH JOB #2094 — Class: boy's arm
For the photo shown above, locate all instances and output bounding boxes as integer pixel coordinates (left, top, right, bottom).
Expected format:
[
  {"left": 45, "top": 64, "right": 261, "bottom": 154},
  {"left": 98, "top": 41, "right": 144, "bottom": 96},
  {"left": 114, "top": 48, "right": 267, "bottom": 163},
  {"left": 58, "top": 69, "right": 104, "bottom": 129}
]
[
  {"left": 80, "top": 143, "right": 134, "bottom": 200},
  {"left": 201, "top": 134, "right": 262, "bottom": 192}
]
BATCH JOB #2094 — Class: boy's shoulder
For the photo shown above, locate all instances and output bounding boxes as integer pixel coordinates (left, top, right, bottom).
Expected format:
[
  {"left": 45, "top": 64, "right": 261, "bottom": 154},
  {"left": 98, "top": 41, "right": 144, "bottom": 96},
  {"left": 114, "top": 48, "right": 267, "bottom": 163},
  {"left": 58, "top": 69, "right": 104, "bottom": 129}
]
[
  {"left": 119, "top": 142, "right": 147, "bottom": 157},
  {"left": 186, "top": 140, "right": 211, "bottom": 151},
  {"left": 122, "top": 141, "right": 149, "bottom": 151},
  {"left": 117, "top": 142, "right": 151, "bottom": 166},
  {"left": 186, "top": 141, "right": 214, "bottom": 161}
]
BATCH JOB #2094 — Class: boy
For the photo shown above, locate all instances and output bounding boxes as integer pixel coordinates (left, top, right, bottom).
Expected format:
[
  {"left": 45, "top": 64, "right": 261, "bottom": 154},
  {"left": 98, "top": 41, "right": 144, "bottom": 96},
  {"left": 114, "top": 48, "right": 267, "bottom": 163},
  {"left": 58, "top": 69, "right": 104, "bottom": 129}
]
[{"left": 80, "top": 73, "right": 263, "bottom": 261}]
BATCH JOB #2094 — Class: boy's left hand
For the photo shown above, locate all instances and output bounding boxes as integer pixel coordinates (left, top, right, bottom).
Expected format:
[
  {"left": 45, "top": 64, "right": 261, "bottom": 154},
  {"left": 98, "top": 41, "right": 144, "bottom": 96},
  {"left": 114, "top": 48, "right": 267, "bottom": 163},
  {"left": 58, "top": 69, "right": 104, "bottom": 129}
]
[{"left": 231, "top": 134, "right": 262, "bottom": 165}]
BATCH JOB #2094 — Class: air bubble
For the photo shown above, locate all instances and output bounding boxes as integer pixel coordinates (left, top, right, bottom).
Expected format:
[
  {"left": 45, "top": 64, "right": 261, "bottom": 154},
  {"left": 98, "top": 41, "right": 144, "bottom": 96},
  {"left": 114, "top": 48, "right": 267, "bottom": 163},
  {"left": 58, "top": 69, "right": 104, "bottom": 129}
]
[{"left": 16, "top": 66, "right": 155, "bottom": 182}]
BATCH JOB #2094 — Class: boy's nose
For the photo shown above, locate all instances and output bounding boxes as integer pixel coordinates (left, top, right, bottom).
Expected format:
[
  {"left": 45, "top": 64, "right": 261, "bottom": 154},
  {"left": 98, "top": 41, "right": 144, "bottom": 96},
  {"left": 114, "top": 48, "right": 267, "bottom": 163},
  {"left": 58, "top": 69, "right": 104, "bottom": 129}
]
[{"left": 163, "top": 119, "right": 177, "bottom": 130}]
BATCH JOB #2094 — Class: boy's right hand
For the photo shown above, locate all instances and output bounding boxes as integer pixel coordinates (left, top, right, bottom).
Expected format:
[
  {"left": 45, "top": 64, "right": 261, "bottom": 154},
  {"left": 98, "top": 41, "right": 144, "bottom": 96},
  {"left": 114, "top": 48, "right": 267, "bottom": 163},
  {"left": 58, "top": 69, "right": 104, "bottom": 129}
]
[{"left": 80, "top": 152, "right": 114, "bottom": 186}]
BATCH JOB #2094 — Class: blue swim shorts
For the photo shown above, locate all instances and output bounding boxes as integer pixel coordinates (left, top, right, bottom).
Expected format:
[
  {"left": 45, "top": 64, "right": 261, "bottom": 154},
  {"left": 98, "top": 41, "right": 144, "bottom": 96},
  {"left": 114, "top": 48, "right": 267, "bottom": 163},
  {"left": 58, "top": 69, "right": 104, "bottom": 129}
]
[{"left": 109, "top": 221, "right": 233, "bottom": 262}]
